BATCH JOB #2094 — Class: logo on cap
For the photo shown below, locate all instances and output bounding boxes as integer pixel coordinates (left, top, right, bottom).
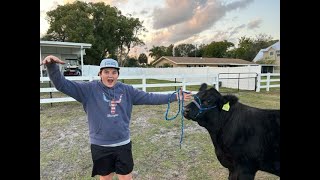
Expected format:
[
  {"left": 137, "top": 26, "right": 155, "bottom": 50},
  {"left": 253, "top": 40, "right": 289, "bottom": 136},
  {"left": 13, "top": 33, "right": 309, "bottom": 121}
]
[{"left": 100, "top": 59, "right": 120, "bottom": 69}]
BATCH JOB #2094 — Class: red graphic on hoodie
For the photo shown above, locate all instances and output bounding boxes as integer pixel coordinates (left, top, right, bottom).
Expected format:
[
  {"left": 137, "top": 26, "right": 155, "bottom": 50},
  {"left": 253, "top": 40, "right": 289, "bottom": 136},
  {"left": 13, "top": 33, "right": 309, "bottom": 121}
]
[{"left": 109, "top": 94, "right": 123, "bottom": 114}]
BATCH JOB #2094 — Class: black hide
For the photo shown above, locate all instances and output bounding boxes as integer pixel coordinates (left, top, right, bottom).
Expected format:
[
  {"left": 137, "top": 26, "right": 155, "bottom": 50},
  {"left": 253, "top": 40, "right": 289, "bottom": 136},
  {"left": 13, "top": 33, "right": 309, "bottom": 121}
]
[{"left": 184, "top": 83, "right": 280, "bottom": 180}]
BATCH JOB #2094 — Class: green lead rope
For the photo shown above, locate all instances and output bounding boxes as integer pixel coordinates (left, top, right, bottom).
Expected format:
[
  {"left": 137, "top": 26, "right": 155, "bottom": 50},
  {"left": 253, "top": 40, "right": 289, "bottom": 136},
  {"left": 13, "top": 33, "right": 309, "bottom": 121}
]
[{"left": 165, "top": 87, "right": 186, "bottom": 149}]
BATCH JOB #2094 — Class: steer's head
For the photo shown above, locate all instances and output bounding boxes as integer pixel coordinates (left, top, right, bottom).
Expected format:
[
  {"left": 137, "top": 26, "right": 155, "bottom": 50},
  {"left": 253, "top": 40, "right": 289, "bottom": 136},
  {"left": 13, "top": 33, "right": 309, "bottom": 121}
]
[{"left": 183, "top": 83, "right": 224, "bottom": 127}]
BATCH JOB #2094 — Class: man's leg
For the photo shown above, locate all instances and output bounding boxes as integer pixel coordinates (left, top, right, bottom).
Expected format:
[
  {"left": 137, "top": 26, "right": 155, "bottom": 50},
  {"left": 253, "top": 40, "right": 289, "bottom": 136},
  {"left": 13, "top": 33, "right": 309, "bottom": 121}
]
[
  {"left": 99, "top": 172, "right": 115, "bottom": 180},
  {"left": 118, "top": 172, "right": 133, "bottom": 180},
  {"left": 115, "top": 142, "right": 134, "bottom": 180}
]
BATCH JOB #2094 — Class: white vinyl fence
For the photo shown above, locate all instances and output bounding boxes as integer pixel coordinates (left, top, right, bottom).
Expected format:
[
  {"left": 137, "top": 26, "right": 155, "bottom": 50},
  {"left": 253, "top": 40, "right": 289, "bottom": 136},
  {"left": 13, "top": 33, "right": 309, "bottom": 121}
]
[
  {"left": 40, "top": 73, "right": 279, "bottom": 104},
  {"left": 40, "top": 74, "right": 219, "bottom": 104},
  {"left": 256, "top": 73, "right": 280, "bottom": 92}
]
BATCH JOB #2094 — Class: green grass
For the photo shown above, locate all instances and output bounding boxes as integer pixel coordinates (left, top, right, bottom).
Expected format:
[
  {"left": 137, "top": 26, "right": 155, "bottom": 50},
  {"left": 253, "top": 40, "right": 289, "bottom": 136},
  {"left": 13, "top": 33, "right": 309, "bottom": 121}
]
[{"left": 40, "top": 86, "right": 280, "bottom": 179}]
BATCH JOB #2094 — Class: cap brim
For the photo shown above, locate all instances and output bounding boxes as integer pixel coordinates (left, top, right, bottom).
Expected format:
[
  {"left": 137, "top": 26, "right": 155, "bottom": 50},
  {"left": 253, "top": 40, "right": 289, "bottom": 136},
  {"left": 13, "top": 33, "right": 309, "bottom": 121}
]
[{"left": 100, "top": 66, "right": 120, "bottom": 70}]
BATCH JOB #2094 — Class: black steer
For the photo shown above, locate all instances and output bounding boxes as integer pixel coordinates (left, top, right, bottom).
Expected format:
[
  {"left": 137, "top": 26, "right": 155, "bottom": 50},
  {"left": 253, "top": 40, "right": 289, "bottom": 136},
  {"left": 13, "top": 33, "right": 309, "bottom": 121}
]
[{"left": 183, "top": 83, "right": 280, "bottom": 180}]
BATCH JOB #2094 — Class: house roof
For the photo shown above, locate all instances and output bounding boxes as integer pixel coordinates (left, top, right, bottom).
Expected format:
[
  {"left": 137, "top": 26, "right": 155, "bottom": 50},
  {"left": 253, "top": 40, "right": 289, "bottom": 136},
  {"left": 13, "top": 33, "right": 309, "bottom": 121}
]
[
  {"left": 152, "top": 56, "right": 256, "bottom": 66},
  {"left": 253, "top": 41, "right": 280, "bottom": 62}
]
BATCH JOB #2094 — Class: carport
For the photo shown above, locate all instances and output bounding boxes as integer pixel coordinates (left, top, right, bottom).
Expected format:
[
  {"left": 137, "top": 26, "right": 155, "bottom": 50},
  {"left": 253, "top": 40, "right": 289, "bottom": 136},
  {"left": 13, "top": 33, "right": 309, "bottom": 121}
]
[{"left": 40, "top": 41, "right": 92, "bottom": 77}]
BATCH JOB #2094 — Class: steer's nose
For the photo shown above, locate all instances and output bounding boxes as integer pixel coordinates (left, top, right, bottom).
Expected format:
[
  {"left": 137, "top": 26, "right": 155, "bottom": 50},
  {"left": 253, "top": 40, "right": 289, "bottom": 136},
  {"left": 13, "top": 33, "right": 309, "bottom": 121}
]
[{"left": 183, "top": 106, "right": 191, "bottom": 119}]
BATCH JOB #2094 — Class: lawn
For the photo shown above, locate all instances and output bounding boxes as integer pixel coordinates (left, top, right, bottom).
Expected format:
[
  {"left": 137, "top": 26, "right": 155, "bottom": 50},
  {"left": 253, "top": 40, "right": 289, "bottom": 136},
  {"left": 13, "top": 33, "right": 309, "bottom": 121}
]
[{"left": 40, "top": 83, "right": 280, "bottom": 180}]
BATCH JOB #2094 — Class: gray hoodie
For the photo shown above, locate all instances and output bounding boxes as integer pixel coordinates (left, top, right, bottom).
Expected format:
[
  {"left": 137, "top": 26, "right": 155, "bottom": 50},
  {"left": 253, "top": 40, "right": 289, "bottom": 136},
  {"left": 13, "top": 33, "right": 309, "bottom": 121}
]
[{"left": 46, "top": 64, "right": 177, "bottom": 145}]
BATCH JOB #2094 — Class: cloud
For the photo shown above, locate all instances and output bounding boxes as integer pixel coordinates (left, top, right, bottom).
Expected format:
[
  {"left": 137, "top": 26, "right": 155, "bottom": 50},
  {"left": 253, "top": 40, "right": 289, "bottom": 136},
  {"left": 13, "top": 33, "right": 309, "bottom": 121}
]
[
  {"left": 210, "top": 31, "right": 230, "bottom": 41},
  {"left": 247, "top": 17, "right": 262, "bottom": 29},
  {"left": 70, "top": 0, "right": 129, "bottom": 5},
  {"left": 224, "top": 0, "right": 254, "bottom": 11},
  {"left": 152, "top": 0, "right": 207, "bottom": 29},
  {"left": 140, "top": 9, "right": 148, "bottom": 15},
  {"left": 229, "top": 24, "right": 246, "bottom": 36},
  {"left": 149, "top": 0, "right": 254, "bottom": 46},
  {"left": 148, "top": 29, "right": 173, "bottom": 46}
]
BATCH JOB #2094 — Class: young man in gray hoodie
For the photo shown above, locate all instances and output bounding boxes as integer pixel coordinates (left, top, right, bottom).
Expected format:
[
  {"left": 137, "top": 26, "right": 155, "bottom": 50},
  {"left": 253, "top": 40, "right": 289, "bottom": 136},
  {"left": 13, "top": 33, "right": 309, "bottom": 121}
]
[{"left": 41, "top": 55, "right": 192, "bottom": 180}]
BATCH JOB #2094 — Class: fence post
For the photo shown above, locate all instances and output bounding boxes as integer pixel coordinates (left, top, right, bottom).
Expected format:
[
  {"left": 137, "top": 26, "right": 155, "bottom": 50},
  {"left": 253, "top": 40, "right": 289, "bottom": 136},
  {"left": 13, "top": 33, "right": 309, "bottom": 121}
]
[
  {"left": 174, "top": 78, "right": 177, "bottom": 91},
  {"left": 256, "top": 73, "right": 261, "bottom": 92},
  {"left": 182, "top": 77, "right": 186, "bottom": 91},
  {"left": 215, "top": 74, "right": 219, "bottom": 91},
  {"left": 49, "top": 81, "right": 53, "bottom": 107},
  {"left": 266, "top": 73, "right": 271, "bottom": 91},
  {"left": 142, "top": 75, "right": 146, "bottom": 92}
]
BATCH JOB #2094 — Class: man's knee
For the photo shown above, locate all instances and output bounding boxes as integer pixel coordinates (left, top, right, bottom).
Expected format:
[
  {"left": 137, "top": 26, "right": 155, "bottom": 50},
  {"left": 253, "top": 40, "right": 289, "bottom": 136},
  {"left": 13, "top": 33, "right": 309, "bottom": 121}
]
[
  {"left": 100, "top": 172, "right": 114, "bottom": 180},
  {"left": 118, "top": 172, "right": 133, "bottom": 180}
]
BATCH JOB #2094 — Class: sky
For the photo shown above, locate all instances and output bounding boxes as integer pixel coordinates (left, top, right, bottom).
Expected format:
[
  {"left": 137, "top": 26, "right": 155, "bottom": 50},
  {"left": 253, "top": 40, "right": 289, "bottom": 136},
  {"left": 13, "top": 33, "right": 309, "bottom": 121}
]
[{"left": 40, "top": 0, "right": 280, "bottom": 59}]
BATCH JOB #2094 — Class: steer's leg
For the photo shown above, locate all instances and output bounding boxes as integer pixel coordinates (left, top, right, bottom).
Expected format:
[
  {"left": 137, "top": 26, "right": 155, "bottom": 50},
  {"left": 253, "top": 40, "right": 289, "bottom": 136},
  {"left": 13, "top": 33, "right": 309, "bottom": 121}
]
[
  {"left": 236, "top": 166, "right": 256, "bottom": 180},
  {"left": 228, "top": 169, "right": 237, "bottom": 180}
]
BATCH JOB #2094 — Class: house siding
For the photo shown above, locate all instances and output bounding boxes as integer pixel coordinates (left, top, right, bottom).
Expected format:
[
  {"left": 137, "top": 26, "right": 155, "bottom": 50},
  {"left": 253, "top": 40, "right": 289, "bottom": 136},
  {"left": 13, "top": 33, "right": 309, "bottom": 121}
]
[{"left": 262, "top": 47, "right": 280, "bottom": 66}]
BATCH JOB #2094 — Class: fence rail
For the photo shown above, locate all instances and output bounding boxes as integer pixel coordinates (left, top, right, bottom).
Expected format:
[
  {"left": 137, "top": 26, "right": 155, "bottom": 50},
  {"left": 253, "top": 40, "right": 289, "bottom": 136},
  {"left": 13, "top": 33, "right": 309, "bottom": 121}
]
[
  {"left": 40, "top": 74, "right": 219, "bottom": 104},
  {"left": 256, "top": 73, "right": 280, "bottom": 92},
  {"left": 40, "top": 73, "right": 279, "bottom": 104}
]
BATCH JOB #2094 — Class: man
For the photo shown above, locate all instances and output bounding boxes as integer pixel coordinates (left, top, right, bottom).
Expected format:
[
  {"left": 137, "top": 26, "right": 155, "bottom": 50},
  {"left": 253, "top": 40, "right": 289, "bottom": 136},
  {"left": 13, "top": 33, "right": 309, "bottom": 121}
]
[{"left": 41, "top": 55, "right": 192, "bottom": 180}]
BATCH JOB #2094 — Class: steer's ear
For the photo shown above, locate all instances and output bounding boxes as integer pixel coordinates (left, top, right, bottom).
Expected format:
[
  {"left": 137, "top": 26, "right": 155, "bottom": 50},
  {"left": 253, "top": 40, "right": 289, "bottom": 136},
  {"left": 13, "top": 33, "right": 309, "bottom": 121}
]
[
  {"left": 217, "top": 94, "right": 238, "bottom": 110},
  {"left": 208, "top": 87, "right": 221, "bottom": 96},
  {"left": 199, "top": 83, "right": 208, "bottom": 91},
  {"left": 208, "top": 87, "right": 225, "bottom": 107}
]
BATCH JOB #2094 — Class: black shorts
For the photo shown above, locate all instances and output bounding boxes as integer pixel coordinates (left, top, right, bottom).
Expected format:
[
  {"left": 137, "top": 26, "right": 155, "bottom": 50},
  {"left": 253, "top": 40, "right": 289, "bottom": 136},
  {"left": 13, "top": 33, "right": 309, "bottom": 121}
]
[{"left": 90, "top": 141, "right": 134, "bottom": 177}]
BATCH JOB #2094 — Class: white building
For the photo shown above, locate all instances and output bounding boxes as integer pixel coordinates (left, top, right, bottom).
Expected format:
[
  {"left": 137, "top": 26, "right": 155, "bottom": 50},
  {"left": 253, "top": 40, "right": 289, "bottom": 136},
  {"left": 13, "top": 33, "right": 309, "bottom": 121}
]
[{"left": 40, "top": 41, "right": 92, "bottom": 77}]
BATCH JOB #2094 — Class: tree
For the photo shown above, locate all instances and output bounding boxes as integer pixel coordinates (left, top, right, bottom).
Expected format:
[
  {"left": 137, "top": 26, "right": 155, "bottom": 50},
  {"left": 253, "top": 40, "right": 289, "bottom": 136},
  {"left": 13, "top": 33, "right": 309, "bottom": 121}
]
[
  {"left": 89, "top": 2, "right": 121, "bottom": 64},
  {"left": 197, "top": 43, "right": 206, "bottom": 57},
  {"left": 173, "top": 44, "right": 195, "bottom": 57},
  {"left": 115, "top": 15, "right": 146, "bottom": 66},
  {"left": 43, "top": 1, "right": 146, "bottom": 66},
  {"left": 149, "top": 46, "right": 167, "bottom": 61},
  {"left": 227, "top": 34, "right": 278, "bottom": 61},
  {"left": 138, "top": 53, "right": 148, "bottom": 64},
  {"left": 123, "top": 57, "right": 139, "bottom": 67},
  {"left": 166, "top": 44, "right": 174, "bottom": 56},
  {"left": 202, "top": 41, "right": 234, "bottom": 58},
  {"left": 148, "top": 44, "right": 175, "bottom": 62},
  {"left": 43, "top": 1, "right": 94, "bottom": 43}
]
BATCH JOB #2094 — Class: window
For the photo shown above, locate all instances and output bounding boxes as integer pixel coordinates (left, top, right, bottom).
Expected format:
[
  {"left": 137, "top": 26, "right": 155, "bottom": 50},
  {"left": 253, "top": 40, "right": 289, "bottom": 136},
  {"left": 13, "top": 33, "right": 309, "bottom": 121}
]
[{"left": 270, "top": 52, "right": 274, "bottom": 56}]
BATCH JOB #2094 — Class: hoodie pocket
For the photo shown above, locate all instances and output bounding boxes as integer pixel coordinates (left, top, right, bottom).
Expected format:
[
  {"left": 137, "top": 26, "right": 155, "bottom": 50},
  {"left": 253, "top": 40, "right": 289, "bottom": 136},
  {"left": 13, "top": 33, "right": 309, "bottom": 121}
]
[{"left": 94, "top": 117, "right": 127, "bottom": 141}]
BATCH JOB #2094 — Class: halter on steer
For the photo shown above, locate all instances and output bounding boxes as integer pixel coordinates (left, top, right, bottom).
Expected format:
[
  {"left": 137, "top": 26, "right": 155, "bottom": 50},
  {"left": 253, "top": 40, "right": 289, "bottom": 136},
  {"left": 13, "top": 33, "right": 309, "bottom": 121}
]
[{"left": 191, "top": 95, "right": 217, "bottom": 118}]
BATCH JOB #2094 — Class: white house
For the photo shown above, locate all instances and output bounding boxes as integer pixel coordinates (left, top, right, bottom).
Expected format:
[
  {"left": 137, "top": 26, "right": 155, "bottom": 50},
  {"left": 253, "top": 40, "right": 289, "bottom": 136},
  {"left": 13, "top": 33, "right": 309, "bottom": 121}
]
[
  {"left": 253, "top": 41, "right": 280, "bottom": 73},
  {"left": 253, "top": 41, "right": 280, "bottom": 62}
]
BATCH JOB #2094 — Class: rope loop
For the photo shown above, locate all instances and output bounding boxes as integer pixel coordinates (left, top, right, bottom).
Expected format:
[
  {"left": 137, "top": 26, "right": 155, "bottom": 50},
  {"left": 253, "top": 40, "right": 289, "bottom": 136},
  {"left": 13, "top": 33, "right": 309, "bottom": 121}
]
[{"left": 165, "top": 87, "right": 186, "bottom": 149}]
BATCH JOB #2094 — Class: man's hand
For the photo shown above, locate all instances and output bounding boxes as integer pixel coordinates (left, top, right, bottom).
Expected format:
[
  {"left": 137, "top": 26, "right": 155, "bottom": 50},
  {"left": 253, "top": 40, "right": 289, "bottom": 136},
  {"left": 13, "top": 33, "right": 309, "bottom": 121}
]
[
  {"left": 177, "top": 87, "right": 192, "bottom": 101},
  {"left": 41, "top": 55, "right": 66, "bottom": 66}
]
